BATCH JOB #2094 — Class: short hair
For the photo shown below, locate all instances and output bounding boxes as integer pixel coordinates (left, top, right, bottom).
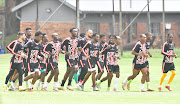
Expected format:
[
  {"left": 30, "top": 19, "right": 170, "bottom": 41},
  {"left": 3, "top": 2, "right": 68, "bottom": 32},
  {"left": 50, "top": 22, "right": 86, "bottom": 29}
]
[
  {"left": 26, "top": 28, "right": 32, "bottom": 31},
  {"left": 145, "top": 32, "right": 151, "bottom": 36},
  {"left": 35, "top": 31, "right": 42, "bottom": 36},
  {"left": 109, "top": 35, "right": 116, "bottom": 39},
  {"left": 70, "top": 28, "right": 77, "bottom": 33},
  {"left": 168, "top": 33, "right": 173, "bottom": 37},
  {"left": 140, "top": 34, "right": 145, "bottom": 38},
  {"left": 100, "top": 34, "right": 105, "bottom": 38},
  {"left": 58, "top": 37, "right": 62, "bottom": 42},
  {"left": 17, "top": 32, "right": 25, "bottom": 36},
  {"left": 92, "top": 33, "right": 99, "bottom": 38},
  {"left": 80, "top": 33, "right": 85, "bottom": 38}
]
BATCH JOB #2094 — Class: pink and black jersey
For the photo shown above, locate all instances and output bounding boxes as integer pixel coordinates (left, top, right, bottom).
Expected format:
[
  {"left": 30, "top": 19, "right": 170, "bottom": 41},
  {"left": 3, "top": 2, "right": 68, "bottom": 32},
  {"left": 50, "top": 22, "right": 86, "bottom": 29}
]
[
  {"left": 7, "top": 40, "right": 24, "bottom": 63},
  {"left": 61, "top": 37, "right": 78, "bottom": 60},
  {"left": 162, "top": 41, "right": 175, "bottom": 63},
  {"left": 44, "top": 41, "right": 61, "bottom": 63},
  {"left": 98, "top": 42, "right": 108, "bottom": 62},
  {"left": 39, "top": 42, "right": 48, "bottom": 64},
  {"left": 102, "top": 42, "right": 118, "bottom": 65},
  {"left": 132, "top": 41, "right": 147, "bottom": 64},
  {"left": 24, "top": 39, "right": 42, "bottom": 64}
]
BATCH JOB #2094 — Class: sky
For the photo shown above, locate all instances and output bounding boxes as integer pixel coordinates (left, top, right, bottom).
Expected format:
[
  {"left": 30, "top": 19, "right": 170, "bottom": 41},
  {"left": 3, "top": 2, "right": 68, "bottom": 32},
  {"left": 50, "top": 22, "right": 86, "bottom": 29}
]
[{"left": 65, "top": 0, "right": 180, "bottom": 12}]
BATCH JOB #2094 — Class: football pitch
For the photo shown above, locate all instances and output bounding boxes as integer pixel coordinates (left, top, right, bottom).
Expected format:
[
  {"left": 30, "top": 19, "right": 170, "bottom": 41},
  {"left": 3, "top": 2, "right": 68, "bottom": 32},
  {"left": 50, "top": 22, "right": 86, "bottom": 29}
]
[{"left": 0, "top": 49, "right": 180, "bottom": 104}]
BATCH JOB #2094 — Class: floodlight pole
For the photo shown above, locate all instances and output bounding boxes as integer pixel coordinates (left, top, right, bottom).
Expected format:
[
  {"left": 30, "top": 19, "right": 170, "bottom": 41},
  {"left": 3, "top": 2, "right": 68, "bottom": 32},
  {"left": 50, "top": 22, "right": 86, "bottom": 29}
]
[
  {"left": 36, "top": 0, "right": 39, "bottom": 31},
  {"left": 2, "top": 16, "right": 5, "bottom": 52},
  {"left": 112, "top": 0, "right": 116, "bottom": 35},
  {"left": 147, "top": 0, "right": 151, "bottom": 32},
  {"left": 119, "top": 0, "right": 123, "bottom": 55},
  {"left": 162, "top": 0, "right": 165, "bottom": 44},
  {"left": 76, "top": 0, "right": 80, "bottom": 30}
]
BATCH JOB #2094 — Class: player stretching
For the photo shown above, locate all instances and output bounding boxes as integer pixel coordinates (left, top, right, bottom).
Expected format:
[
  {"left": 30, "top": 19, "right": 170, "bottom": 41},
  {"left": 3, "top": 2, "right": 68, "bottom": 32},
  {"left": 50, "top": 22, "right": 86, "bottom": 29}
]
[
  {"left": 97, "top": 35, "right": 121, "bottom": 91},
  {"left": 4, "top": 32, "right": 27, "bottom": 91},
  {"left": 60, "top": 28, "right": 78, "bottom": 90},
  {"left": 23, "top": 31, "right": 43, "bottom": 92},
  {"left": 158, "top": 33, "right": 177, "bottom": 91},
  {"left": 78, "top": 33, "right": 100, "bottom": 91},
  {"left": 43, "top": 33, "right": 61, "bottom": 91},
  {"left": 127, "top": 32, "right": 154, "bottom": 91},
  {"left": 122, "top": 34, "right": 148, "bottom": 92}
]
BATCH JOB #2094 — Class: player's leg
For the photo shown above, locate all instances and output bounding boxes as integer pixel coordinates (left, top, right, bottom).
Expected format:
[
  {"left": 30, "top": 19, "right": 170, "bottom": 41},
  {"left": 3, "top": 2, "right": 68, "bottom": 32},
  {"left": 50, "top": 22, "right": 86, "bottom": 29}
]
[
  {"left": 96, "top": 61, "right": 104, "bottom": 81},
  {"left": 113, "top": 71, "right": 120, "bottom": 91},
  {"left": 4, "top": 68, "right": 15, "bottom": 91},
  {"left": 159, "top": 62, "right": 168, "bottom": 91},
  {"left": 165, "top": 64, "right": 176, "bottom": 91},
  {"left": 140, "top": 67, "right": 147, "bottom": 92},
  {"left": 61, "top": 67, "right": 71, "bottom": 87},
  {"left": 107, "top": 71, "right": 113, "bottom": 91},
  {"left": 16, "top": 63, "right": 26, "bottom": 91},
  {"left": 53, "top": 68, "right": 59, "bottom": 91}
]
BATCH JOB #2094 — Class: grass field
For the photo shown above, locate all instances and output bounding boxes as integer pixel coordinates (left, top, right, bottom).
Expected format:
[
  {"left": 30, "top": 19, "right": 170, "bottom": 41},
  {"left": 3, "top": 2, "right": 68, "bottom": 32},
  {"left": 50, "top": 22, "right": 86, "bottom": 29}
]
[{"left": 0, "top": 49, "right": 180, "bottom": 104}]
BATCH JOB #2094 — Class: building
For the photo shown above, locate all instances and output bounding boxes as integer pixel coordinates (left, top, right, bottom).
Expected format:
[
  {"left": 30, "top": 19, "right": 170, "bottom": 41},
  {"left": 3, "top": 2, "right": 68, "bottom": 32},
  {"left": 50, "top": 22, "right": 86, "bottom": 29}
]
[{"left": 11, "top": 0, "right": 180, "bottom": 47}]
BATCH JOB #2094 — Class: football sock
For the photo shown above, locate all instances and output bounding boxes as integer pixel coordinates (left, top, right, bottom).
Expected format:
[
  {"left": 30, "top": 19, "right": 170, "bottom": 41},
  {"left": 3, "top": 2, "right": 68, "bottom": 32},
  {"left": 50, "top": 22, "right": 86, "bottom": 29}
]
[
  {"left": 68, "top": 80, "right": 72, "bottom": 86},
  {"left": 61, "top": 80, "right": 65, "bottom": 86},
  {"left": 167, "top": 70, "right": 176, "bottom": 85},
  {"left": 160, "top": 73, "right": 167, "bottom": 87},
  {"left": 128, "top": 79, "right": 132, "bottom": 85},
  {"left": 141, "top": 84, "right": 144, "bottom": 89},
  {"left": 114, "top": 77, "right": 119, "bottom": 89},
  {"left": 147, "top": 82, "right": 150, "bottom": 89}
]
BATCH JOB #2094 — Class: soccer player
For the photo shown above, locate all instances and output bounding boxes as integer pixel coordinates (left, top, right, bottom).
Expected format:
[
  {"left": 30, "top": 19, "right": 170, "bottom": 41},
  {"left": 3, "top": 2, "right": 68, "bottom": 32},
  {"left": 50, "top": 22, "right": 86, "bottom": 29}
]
[
  {"left": 122, "top": 34, "right": 148, "bottom": 92},
  {"left": 23, "top": 31, "right": 43, "bottom": 92},
  {"left": 78, "top": 33, "right": 100, "bottom": 91},
  {"left": 158, "top": 33, "right": 177, "bottom": 91},
  {"left": 36, "top": 33, "right": 49, "bottom": 90},
  {"left": 127, "top": 32, "right": 154, "bottom": 91},
  {"left": 97, "top": 35, "right": 121, "bottom": 91},
  {"left": 77, "top": 30, "right": 93, "bottom": 85},
  {"left": 60, "top": 28, "right": 78, "bottom": 90},
  {"left": 4, "top": 32, "right": 27, "bottom": 91},
  {"left": 95, "top": 34, "right": 107, "bottom": 81},
  {"left": 43, "top": 33, "right": 61, "bottom": 91}
]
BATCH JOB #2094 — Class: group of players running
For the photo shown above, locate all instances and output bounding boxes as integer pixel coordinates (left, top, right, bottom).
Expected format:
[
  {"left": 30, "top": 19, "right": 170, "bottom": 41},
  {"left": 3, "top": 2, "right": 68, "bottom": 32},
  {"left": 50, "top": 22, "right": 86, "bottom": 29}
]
[{"left": 3, "top": 27, "right": 177, "bottom": 92}]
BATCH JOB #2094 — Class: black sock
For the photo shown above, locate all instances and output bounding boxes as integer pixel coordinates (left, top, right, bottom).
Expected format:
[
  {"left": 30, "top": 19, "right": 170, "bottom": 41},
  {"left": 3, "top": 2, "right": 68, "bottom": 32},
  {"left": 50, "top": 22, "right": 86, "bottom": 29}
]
[
  {"left": 13, "top": 79, "right": 16, "bottom": 83},
  {"left": 101, "top": 80, "right": 103, "bottom": 82},
  {"left": 68, "top": 80, "right": 72, "bottom": 86},
  {"left": 108, "top": 85, "right": 110, "bottom": 87},
  {"left": 61, "top": 80, "right": 65, "bottom": 86}
]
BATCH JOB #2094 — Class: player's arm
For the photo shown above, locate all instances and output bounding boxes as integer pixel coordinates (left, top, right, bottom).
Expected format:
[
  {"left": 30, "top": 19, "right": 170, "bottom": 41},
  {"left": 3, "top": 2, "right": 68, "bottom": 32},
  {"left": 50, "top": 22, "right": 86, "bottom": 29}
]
[
  {"left": 161, "top": 43, "right": 171, "bottom": 57},
  {"left": 101, "top": 44, "right": 110, "bottom": 55},
  {"left": 61, "top": 39, "right": 70, "bottom": 55},
  {"left": 115, "top": 46, "right": 121, "bottom": 60},
  {"left": 132, "top": 44, "right": 147, "bottom": 57},
  {"left": 44, "top": 43, "right": 54, "bottom": 56},
  {"left": 6, "top": 40, "right": 15, "bottom": 53},
  {"left": 81, "top": 42, "right": 90, "bottom": 59},
  {"left": 77, "top": 40, "right": 82, "bottom": 51}
]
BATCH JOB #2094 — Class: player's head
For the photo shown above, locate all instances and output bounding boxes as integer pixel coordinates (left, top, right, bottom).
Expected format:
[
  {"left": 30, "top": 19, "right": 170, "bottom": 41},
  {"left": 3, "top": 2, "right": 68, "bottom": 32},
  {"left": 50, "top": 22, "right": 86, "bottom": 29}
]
[
  {"left": 140, "top": 34, "right": 146, "bottom": 44},
  {"left": 70, "top": 28, "right": 78, "bottom": 37},
  {"left": 100, "top": 34, "right": 106, "bottom": 43},
  {"left": 25, "top": 28, "right": 32, "bottom": 37},
  {"left": 115, "top": 36, "right": 121, "bottom": 45},
  {"left": 80, "top": 33, "right": 85, "bottom": 38},
  {"left": 35, "top": 31, "right": 43, "bottom": 42},
  {"left": 42, "top": 33, "right": 48, "bottom": 43},
  {"left": 58, "top": 37, "right": 62, "bottom": 42},
  {"left": 109, "top": 35, "right": 116, "bottom": 44},
  {"left": 17, "top": 32, "right": 26, "bottom": 41},
  {"left": 52, "top": 33, "right": 58, "bottom": 41},
  {"left": 92, "top": 33, "right": 99, "bottom": 42},
  {"left": 145, "top": 32, "right": 152, "bottom": 42},
  {"left": 86, "top": 29, "right": 93, "bottom": 38},
  {"left": 167, "top": 33, "right": 173, "bottom": 43}
]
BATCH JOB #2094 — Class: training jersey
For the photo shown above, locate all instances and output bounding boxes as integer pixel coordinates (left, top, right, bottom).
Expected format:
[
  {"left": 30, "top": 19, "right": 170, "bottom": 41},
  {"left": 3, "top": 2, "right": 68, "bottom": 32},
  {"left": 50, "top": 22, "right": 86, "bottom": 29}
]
[
  {"left": 24, "top": 39, "right": 42, "bottom": 64},
  {"left": 7, "top": 40, "right": 24, "bottom": 63},
  {"left": 82, "top": 41, "right": 100, "bottom": 59},
  {"left": 162, "top": 41, "right": 175, "bottom": 63},
  {"left": 39, "top": 42, "right": 48, "bottom": 64},
  {"left": 44, "top": 41, "right": 61, "bottom": 63},
  {"left": 132, "top": 41, "right": 147, "bottom": 64},
  {"left": 98, "top": 42, "right": 108, "bottom": 62},
  {"left": 102, "top": 42, "right": 118, "bottom": 65},
  {"left": 61, "top": 37, "right": 78, "bottom": 60}
]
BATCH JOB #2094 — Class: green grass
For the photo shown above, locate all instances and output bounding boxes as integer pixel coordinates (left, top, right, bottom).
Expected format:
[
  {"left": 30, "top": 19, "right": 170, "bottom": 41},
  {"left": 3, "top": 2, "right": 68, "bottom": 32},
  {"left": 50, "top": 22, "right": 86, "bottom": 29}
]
[
  {"left": 0, "top": 50, "right": 180, "bottom": 104},
  {"left": 0, "top": 0, "right": 5, "bottom": 7}
]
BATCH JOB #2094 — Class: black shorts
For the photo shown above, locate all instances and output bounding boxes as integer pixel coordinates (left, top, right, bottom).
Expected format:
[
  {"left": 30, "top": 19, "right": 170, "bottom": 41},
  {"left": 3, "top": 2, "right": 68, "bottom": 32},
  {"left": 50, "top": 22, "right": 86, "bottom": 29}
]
[
  {"left": 113, "top": 65, "right": 120, "bottom": 73},
  {"left": 46, "top": 62, "right": 58, "bottom": 73},
  {"left": 97, "top": 61, "right": 104, "bottom": 73},
  {"left": 145, "top": 61, "right": 149, "bottom": 69},
  {"left": 39, "top": 63, "right": 46, "bottom": 70},
  {"left": 66, "top": 59, "right": 76, "bottom": 67},
  {"left": 79, "top": 60, "right": 88, "bottom": 68},
  {"left": 162, "top": 62, "right": 175, "bottom": 73},
  {"left": 87, "top": 57, "right": 98, "bottom": 69},
  {"left": 27, "top": 63, "right": 39, "bottom": 72},
  {"left": 10, "top": 62, "right": 23, "bottom": 71},
  {"left": 133, "top": 63, "right": 147, "bottom": 70},
  {"left": 105, "top": 65, "right": 119, "bottom": 73}
]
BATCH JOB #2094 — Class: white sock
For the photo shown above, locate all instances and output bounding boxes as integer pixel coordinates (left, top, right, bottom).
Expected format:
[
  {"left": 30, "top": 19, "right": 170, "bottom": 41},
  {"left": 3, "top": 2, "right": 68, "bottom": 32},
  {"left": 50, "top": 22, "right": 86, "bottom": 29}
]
[
  {"left": 29, "top": 84, "right": 34, "bottom": 89},
  {"left": 114, "top": 77, "right": 119, "bottom": 89},
  {"left": 124, "top": 79, "right": 128, "bottom": 84},
  {"left": 26, "top": 81, "right": 28, "bottom": 85},
  {"left": 4, "top": 84, "right": 7, "bottom": 86},
  {"left": 54, "top": 82, "right": 58, "bottom": 88},
  {"left": 10, "top": 82, "right": 15, "bottom": 88},
  {"left": 141, "top": 84, "right": 145, "bottom": 89},
  {"left": 44, "top": 82, "right": 49, "bottom": 88},
  {"left": 42, "top": 82, "right": 44, "bottom": 87}
]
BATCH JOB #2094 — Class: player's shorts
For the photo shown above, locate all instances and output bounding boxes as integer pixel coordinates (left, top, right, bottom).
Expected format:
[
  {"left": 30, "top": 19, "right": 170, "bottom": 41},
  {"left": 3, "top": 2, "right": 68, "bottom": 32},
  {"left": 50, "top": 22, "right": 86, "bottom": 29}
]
[
  {"left": 27, "top": 63, "right": 40, "bottom": 74},
  {"left": 39, "top": 63, "right": 46, "bottom": 72},
  {"left": 162, "top": 62, "right": 175, "bottom": 73},
  {"left": 105, "top": 65, "right": 113, "bottom": 72},
  {"left": 97, "top": 61, "right": 104, "bottom": 73},
  {"left": 113, "top": 65, "right": 120, "bottom": 73},
  {"left": 145, "top": 61, "right": 149, "bottom": 70},
  {"left": 87, "top": 57, "right": 98, "bottom": 69},
  {"left": 133, "top": 63, "right": 147, "bottom": 70},
  {"left": 79, "top": 60, "right": 88, "bottom": 68},
  {"left": 10, "top": 62, "right": 23, "bottom": 71},
  {"left": 75, "top": 58, "right": 80, "bottom": 69},
  {"left": 46, "top": 62, "right": 58, "bottom": 73},
  {"left": 66, "top": 59, "right": 76, "bottom": 67}
]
